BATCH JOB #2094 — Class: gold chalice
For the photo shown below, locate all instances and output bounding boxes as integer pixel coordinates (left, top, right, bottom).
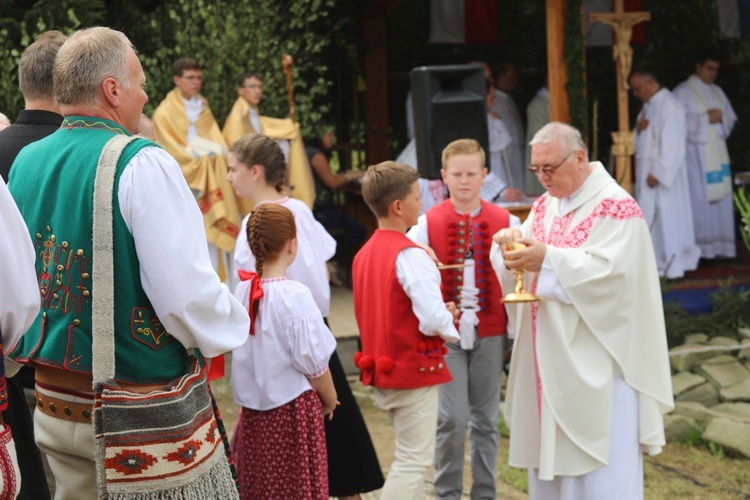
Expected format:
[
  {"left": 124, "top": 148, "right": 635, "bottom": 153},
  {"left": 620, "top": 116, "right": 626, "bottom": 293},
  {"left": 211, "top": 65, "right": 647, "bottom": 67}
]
[{"left": 501, "top": 241, "right": 540, "bottom": 303}]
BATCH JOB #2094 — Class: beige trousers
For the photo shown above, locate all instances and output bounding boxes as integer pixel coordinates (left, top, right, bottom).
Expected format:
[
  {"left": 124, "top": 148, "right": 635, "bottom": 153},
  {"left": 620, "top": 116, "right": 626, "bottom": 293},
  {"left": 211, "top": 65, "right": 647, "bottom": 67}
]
[
  {"left": 33, "top": 386, "right": 96, "bottom": 500},
  {"left": 373, "top": 385, "right": 439, "bottom": 500}
]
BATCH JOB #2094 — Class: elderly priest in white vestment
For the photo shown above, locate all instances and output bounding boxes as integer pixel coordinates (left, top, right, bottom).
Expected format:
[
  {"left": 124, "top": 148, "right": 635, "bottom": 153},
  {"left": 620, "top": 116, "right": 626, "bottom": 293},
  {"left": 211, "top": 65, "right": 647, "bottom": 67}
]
[
  {"left": 630, "top": 68, "right": 700, "bottom": 279},
  {"left": 490, "top": 122, "right": 674, "bottom": 500},
  {"left": 673, "top": 51, "right": 738, "bottom": 259}
]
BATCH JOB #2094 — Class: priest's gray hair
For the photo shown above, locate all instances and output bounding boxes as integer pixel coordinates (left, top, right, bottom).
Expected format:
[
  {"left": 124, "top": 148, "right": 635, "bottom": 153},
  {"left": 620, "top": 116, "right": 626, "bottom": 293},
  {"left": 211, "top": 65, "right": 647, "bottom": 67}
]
[
  {"left": 529, "top": 122, "right": 588, "bottom": 160},
  {"left": 54, "top": 27, "right": 134, "bottom": 106}
]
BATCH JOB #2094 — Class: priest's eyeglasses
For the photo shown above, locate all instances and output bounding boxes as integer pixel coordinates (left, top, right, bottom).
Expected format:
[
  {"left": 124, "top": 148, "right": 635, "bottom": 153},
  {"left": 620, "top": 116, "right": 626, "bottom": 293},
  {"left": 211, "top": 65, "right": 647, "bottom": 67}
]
[{"left": 527, "top": 152, "right": 571, "bottom": 176}]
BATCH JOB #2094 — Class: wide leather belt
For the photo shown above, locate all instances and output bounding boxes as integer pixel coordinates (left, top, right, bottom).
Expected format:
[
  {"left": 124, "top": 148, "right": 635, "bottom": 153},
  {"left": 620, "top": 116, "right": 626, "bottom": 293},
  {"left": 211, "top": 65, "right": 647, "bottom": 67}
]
[
  {"left": 34, "top": 364, "right": 167, "bottom": 394},
  {"left": 34, "top": 365, "right": 94, "bottom": 393},
  {"left": 34, "top": 392, "right": 92, "bottom": 424}
]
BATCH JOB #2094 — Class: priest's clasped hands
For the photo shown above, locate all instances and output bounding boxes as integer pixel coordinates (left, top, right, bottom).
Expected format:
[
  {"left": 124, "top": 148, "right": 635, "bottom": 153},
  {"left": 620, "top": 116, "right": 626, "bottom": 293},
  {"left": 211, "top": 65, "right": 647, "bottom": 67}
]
[{"left": 493, "top": 228, "right": 547, "bottom": 273}]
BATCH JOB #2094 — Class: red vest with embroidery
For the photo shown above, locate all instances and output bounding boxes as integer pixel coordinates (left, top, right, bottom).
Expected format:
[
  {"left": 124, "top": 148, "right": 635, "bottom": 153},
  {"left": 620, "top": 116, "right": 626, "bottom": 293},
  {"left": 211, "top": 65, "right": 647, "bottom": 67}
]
[
  {"left": 352, "top": 229, "right": 452, "bottom": 389},
  {"left": 426, "top": 200, "right": 510, "bottom": 337}
]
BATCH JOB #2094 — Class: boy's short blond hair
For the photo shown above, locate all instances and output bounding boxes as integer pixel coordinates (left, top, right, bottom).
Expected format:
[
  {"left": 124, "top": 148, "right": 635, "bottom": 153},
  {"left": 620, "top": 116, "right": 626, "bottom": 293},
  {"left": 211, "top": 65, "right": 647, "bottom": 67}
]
[
  {"left": 441, "top": 138, "right": 486, "bottom": 169},
  {"left": 362, "top": 161, "right": 419, "bottom": 218}
]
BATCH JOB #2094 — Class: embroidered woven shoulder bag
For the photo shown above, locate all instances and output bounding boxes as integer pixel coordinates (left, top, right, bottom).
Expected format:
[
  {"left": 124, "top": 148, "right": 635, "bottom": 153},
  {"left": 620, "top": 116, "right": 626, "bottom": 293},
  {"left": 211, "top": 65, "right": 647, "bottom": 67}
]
[{"left": 91, "top": 135, "right": 239, "bottom": 499}]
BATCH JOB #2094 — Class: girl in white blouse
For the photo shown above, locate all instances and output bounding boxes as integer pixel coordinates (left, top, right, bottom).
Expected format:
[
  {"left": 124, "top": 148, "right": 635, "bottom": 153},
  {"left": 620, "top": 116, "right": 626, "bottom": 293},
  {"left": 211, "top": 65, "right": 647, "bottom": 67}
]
[
  {"left": 227, "top": 133, "right": 386, "bottom": 498},
  {"left": 230, "top": 203, "right": 337, "bottom": 500}
]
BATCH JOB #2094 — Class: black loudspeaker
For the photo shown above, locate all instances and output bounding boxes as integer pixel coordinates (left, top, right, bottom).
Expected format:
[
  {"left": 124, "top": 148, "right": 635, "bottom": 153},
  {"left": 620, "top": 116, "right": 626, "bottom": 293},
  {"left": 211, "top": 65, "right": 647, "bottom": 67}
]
[{"left": 410, "top": 64, "right": 489, "bottom": 180}]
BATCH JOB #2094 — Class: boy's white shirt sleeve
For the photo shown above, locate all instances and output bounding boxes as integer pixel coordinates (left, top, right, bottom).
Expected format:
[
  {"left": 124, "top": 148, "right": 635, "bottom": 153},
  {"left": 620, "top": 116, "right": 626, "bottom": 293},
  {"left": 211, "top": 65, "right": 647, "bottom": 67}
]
[
  {"left": 405, "top": 214, "right": 429, "bottom": 245},
  {"left": 395, "top": 246, "right": 459, "bottom": 342}
]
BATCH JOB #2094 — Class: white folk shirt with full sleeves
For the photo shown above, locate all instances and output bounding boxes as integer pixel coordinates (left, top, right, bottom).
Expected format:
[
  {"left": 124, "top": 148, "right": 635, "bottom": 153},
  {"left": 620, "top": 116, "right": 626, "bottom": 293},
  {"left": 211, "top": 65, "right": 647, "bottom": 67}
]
[
  {"left": 118, "top": 147, "right": 250, "bottom": 358},
  {"left": 0, "top": 178, "right": 40, "bottom": 350},
  {"left": 394, "top": 247, "right": 460, "bottom": 342},
  {"left": 231, "top": 277, "right": 336, "bottom": 410}
]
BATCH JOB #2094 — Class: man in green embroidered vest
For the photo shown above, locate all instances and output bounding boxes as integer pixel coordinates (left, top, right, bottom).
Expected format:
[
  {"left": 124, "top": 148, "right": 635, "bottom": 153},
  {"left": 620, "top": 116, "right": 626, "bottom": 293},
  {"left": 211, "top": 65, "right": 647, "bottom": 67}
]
[{"left": 7, "top": 27, "right": 249, "bottom": 500}]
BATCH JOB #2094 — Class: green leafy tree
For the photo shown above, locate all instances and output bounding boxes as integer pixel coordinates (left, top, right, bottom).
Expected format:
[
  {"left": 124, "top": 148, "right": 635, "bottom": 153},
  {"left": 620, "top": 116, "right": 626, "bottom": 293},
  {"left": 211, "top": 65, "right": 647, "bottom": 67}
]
[
  {"left": 0, "top": 0, "right": 106, "bottom": 120},
  {"left": 0, "top": 0, "right": 348, "bottom": 139},
  {"left": 136, "top": 0, "right": 345, "bottom": 138}
]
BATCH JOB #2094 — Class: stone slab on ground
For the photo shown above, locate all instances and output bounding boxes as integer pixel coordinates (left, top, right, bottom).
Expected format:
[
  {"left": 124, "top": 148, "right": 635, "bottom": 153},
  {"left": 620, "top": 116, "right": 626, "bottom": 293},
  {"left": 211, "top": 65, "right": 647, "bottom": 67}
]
[
  {"left": 675, "top": 382, "right": 720, "bottom": 407},
  {"left": 711, "top": 402, "right": 750, "bottom": 422},
  {"left": 708, "top": 336, "right": 740, "bottom": 347},
  {"left": 672, "top": 372, "right": 706, "bottom": 396},
  {"left": 672, "top": 401, "right": 714, "bottom": 427},
  {"left": 685, "top": 333, "right": 709, "bottom": 344},
  {"left": 702, "top": 417, "right": 750, "bottom": 458},
  {"left": 694, "top": 355, "right": 750, "bottom": 389},
  {"left": 720, "top": 377, "right": 750, "bottom": 403},
  {"left": 669, "top": 344, "right": 722, "bottom": 372}
]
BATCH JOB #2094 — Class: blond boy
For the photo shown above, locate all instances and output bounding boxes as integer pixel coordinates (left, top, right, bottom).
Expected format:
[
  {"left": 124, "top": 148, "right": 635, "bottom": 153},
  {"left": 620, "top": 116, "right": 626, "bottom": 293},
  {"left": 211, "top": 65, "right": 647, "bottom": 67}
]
[{"left": 407, "top": 139, "right": 519, "bottom": 499}]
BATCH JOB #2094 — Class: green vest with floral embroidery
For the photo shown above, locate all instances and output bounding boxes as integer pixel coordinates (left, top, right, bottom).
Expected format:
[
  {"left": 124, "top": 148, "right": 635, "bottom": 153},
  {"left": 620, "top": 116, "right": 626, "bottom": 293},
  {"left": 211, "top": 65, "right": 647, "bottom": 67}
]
[{"left": 8, "top": 116, "right": 189, "bottom": 384}]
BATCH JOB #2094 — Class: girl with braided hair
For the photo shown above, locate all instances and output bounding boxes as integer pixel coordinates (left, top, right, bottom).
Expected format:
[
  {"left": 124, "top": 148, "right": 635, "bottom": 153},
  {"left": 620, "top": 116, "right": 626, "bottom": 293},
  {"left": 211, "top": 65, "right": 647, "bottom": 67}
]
[
  {"left": 227, "top": 133, "right": 385, "bottom": 500},
  {"left": 231, "top": 202, "right": 337, "bottom": 499}
]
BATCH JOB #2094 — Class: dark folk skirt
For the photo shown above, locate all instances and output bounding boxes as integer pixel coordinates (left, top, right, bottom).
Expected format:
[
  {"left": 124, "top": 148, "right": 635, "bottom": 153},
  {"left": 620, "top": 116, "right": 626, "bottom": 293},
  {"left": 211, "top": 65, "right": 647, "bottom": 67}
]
[
  {"left": 234, "top": 390, "right": 328, "bottom": 500},
  {"left": 325, "top": 351, "right": 385, "bottom": 496}
]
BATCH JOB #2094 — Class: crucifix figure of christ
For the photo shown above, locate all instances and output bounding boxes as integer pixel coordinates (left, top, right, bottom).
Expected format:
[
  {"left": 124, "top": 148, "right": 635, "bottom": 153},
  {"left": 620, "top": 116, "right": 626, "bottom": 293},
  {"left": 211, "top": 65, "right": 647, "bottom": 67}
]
[{"left": 590, "top": 0, "right": 650, "bottom": 193}]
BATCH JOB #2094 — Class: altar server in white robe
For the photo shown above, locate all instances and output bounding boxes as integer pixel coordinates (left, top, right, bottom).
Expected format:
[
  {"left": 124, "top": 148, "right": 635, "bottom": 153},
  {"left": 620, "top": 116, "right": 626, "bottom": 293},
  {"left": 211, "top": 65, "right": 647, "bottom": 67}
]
[
  {"left": 482, "top": 83, "right": 524, "bottom": 204},
  {"left": 673, "top": 52, "right": 738, "bottom": 259},
  {"left": 490, "top": 122, "right": 673, "bottom": 500},
  {"left": 630, "top": 68, "right": 700, "bottom": 278},
  {"left": 492, "top": 63, "right": 525, "bottom": 189}
]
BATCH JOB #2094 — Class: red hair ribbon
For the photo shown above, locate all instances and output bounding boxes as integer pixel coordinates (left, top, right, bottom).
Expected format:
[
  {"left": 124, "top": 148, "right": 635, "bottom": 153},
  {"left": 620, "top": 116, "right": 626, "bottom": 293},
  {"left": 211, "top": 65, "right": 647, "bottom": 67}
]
[{"left": 238, "top": 270, "right": 264, "bottom": 335}]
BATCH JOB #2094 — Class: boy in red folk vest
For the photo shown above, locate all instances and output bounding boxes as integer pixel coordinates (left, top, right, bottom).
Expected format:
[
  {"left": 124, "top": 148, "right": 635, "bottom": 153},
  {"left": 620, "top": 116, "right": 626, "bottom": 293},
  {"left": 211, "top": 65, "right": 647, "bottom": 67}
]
[
  {"left": 352, "top": 161, "right": 460, "bottom": 500},
  {"left": 407, "top": 139, "right": 520, "bottom": 500}
]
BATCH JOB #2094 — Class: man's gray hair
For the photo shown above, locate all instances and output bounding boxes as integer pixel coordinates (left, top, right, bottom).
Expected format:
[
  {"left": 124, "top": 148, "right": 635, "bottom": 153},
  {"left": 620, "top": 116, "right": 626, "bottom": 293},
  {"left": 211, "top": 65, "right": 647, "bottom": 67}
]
[
  {"left": 53, "top": 27, "right": 134, "bottom": 106},
  {"left": 19, "top": 30, "right": 67, "bottom": 101},
  {"left": 529, "top": 122, "right": 588, "bottom": 159}
]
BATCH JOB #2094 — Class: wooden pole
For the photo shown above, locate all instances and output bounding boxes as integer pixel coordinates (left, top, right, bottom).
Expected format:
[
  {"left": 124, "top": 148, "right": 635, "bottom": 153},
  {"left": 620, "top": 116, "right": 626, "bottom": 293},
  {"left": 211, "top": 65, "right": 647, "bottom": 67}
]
[
  {"left": 281, "top": 54, "right": 296, "bottom": 123},
  {"left": 363, "top": 7, "right": 389, "bottom": 164},
  {"left": 546, "top": 0, "right": 570, "bottom": 123}
]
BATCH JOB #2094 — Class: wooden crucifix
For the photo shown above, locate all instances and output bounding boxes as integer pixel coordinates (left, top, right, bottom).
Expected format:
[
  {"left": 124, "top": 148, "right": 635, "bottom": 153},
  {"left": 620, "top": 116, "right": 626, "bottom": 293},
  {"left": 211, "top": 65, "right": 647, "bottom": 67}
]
[{"left": 590, "top": 0, "right": 650, "bottom": 193}]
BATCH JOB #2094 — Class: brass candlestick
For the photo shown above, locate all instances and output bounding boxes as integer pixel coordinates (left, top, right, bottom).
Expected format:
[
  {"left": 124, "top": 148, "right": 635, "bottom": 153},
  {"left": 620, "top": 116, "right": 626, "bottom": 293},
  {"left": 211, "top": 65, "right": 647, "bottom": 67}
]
[{"left": 501, "top": 242, "right": 540, "bottom": 303}]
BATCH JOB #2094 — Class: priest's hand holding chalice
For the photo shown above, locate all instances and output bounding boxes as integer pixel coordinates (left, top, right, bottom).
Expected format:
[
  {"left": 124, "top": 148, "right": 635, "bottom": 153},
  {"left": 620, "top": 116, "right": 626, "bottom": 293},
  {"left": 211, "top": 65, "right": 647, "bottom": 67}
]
[{"left": 493, "top": 228, "right": 542, "bottom": 303}]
